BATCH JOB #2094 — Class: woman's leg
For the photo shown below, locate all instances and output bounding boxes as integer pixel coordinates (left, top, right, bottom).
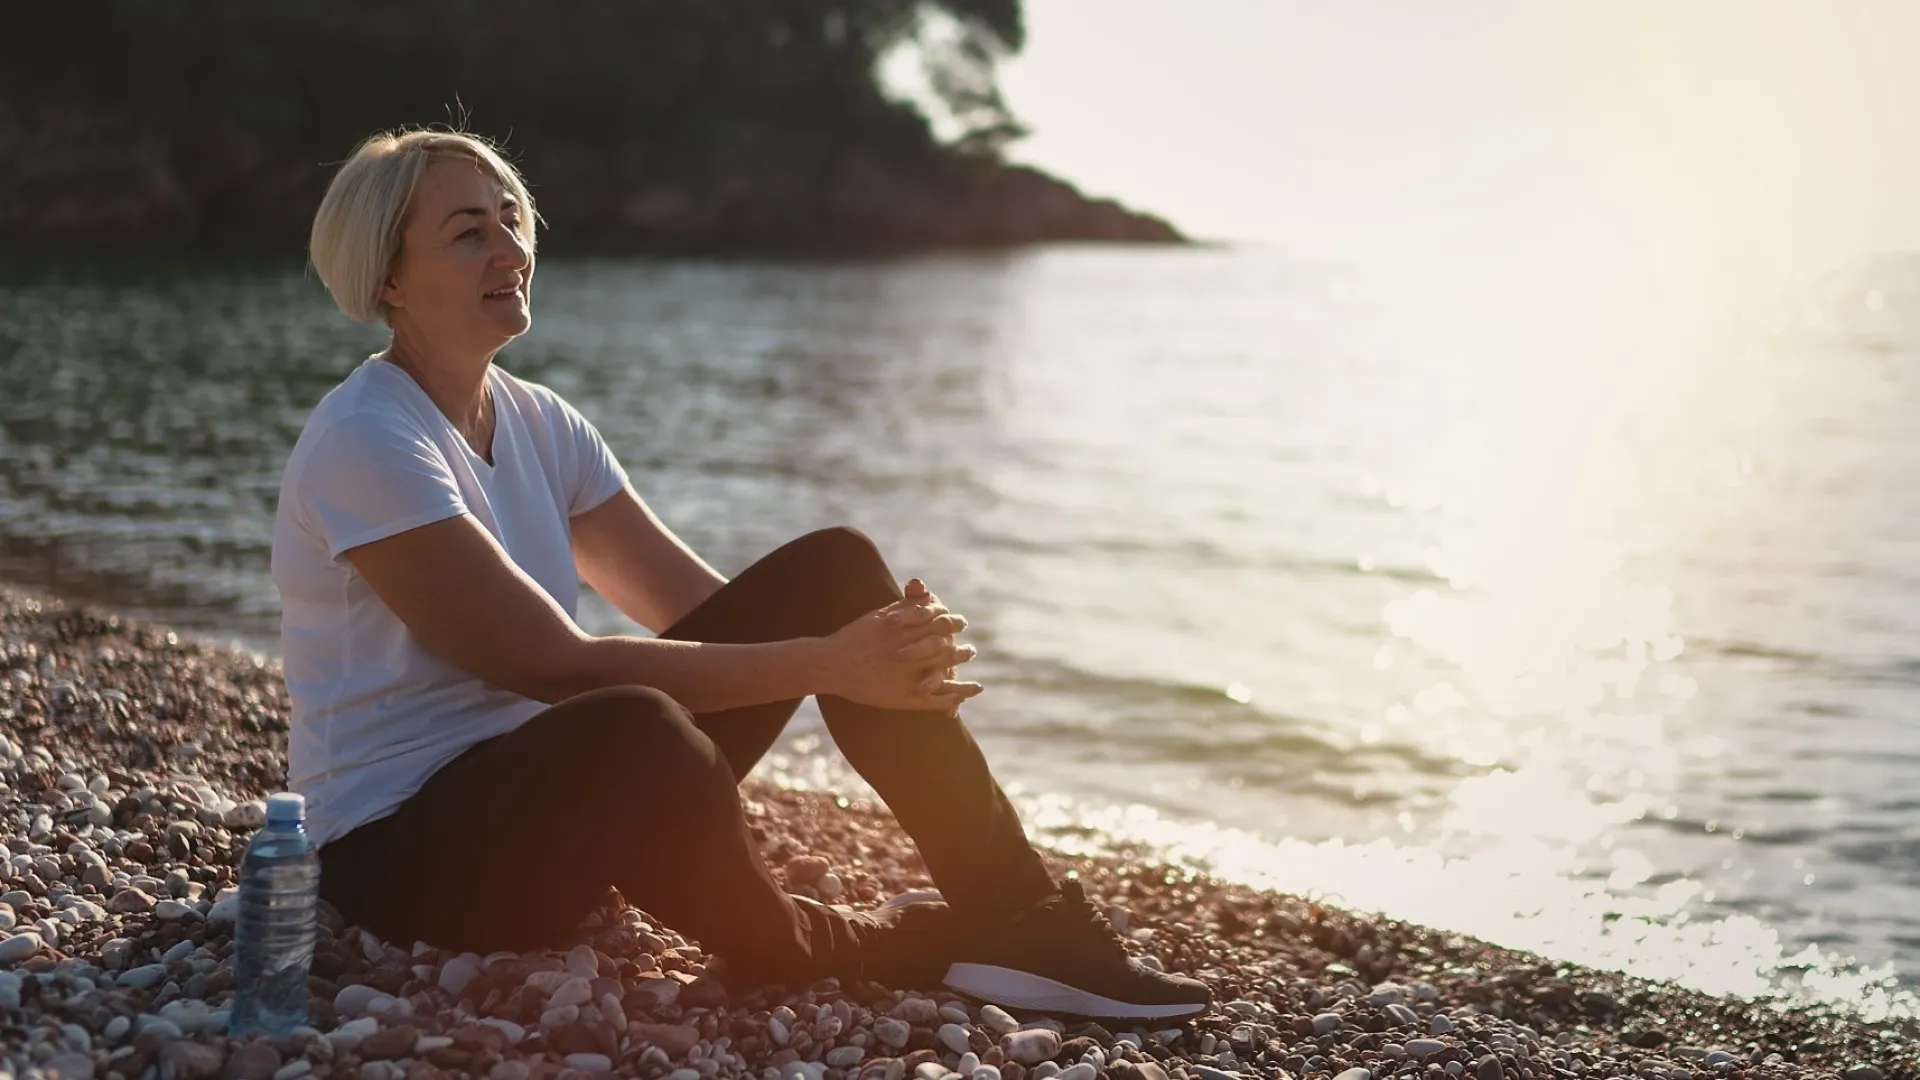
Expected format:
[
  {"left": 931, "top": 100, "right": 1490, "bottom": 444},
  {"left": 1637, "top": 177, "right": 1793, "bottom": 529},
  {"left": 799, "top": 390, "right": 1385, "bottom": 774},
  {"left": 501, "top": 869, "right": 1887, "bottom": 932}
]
[
  {"left": 318, "top": 685, "right": 814, "bottom": 967},
  {"left": 661, "top": 527, "right": 1058, "bottom": 924}
]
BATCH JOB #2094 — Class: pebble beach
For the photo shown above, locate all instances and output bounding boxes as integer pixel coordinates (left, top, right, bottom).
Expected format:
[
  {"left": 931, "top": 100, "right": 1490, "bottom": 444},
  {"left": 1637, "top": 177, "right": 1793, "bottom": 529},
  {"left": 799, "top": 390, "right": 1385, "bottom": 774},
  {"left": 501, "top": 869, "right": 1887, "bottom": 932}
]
[{"left": 0, "top": 585, "right": 1912, "bottom": 1080}]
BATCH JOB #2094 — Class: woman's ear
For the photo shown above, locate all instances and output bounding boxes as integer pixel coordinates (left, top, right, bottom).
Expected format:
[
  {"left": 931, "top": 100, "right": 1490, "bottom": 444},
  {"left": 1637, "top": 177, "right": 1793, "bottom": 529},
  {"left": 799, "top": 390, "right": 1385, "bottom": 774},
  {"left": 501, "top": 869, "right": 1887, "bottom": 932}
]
[{"left": 379, "top": 272, "right": 404, "bottom": 311}]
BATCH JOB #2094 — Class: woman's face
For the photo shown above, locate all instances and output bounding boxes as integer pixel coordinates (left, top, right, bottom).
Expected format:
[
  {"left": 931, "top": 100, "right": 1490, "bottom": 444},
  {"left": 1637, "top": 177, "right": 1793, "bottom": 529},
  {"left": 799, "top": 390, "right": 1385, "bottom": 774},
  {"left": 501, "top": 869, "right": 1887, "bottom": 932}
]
[{"left": 382, "top": 157, "right": 534, "bottom": 353}]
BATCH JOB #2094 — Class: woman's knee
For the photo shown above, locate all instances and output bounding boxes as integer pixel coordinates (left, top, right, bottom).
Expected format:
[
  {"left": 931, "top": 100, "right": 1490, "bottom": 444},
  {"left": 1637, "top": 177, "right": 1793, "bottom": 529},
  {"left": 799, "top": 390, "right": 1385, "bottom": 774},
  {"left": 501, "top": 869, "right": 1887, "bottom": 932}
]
[{"left": 787, "top": 525, "right": 890, "bottom": 578}]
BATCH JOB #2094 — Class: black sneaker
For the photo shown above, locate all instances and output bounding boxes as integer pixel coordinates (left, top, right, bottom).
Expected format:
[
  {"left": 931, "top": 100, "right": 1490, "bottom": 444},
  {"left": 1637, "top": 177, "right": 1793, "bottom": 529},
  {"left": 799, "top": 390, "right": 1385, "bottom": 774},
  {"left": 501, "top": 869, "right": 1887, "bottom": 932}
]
[
  {"left": 799, "top": 893, "right": 962, "bottom": 990},
  {"left": 942, "top": 879, "right": 1213, "bottom": 1019}
]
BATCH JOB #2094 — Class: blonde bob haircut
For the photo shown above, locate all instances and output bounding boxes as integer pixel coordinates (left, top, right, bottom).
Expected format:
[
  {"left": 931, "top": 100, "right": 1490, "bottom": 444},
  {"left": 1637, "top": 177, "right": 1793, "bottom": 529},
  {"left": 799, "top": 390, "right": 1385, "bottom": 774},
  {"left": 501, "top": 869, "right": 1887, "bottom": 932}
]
[{"left": 309, "top": 127, "right": 539, "bottom": 325}]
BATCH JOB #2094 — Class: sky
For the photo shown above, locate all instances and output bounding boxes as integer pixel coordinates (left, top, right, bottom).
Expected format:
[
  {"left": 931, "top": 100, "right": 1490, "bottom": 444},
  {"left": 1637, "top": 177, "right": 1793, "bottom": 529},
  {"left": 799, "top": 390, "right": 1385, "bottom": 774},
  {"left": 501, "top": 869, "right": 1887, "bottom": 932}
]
[{"left": 983, "top": 0, "right": 1920, "bottom": 268}]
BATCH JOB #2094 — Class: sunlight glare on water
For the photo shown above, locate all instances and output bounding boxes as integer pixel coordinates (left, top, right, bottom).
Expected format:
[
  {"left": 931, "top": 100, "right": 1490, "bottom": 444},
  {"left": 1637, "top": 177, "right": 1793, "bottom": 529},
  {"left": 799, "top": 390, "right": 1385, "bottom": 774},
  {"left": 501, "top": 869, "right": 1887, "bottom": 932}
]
[{"left": 763, "top": 243, "right": 1920, "bottom": 1018}]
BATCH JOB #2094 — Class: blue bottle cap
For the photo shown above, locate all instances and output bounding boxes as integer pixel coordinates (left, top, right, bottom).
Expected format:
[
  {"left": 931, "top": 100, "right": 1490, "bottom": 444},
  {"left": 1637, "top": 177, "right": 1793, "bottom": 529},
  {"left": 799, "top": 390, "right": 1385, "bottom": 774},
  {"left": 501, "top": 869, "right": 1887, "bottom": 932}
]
[{"left": 265, "top": 793, "right": 306, "bottom": 825}]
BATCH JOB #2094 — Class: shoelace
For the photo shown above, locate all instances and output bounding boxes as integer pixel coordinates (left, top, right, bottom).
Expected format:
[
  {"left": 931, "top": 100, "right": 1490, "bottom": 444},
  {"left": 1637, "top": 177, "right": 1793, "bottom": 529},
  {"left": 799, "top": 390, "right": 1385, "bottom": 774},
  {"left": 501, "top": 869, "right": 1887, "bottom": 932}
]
[{"left": 1055, "top": 879, "right": 1133, "bottom": 956}]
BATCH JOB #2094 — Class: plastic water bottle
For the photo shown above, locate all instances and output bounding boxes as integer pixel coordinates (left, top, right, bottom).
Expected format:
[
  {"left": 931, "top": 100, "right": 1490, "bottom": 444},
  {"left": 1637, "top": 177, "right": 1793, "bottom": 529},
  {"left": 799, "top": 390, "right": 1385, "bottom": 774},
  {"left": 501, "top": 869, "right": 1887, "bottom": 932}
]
[{"left": 229, "top": 792, "right": 320, "bottom": 1038}]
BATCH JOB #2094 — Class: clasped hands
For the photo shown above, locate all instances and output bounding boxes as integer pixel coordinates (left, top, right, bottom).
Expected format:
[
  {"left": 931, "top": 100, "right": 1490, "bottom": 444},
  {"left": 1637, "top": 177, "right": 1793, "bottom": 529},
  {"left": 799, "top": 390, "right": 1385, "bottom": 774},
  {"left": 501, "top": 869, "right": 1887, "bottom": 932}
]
[{"left": 822, "top": 577, "right": 982, "bottom": 716}]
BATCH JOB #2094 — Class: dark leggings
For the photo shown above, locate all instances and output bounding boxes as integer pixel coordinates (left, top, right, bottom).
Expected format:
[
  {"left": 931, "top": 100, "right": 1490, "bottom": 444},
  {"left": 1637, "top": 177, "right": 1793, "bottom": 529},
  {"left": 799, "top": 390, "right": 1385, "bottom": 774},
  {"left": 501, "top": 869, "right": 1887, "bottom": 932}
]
[{"left": 317, "top": 526, "right": 1057, "bottom": 976}]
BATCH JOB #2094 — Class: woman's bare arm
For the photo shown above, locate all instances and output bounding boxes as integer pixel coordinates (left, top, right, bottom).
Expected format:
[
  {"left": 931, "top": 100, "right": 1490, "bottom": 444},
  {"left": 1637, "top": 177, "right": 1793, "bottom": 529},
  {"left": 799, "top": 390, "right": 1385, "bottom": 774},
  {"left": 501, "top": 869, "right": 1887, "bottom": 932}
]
[
  {"left": 344, "top": 513, "right": 827, "bottom": 709},
  {"left": 569, "top": 486, "right": 726, "bottom": 633}
]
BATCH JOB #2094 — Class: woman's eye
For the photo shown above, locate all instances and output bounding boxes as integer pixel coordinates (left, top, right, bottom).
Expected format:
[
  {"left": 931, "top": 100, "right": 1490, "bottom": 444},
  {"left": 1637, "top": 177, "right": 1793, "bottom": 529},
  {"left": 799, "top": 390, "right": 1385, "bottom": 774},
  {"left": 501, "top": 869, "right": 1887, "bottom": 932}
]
[{"left": 460, "top": 227, "right": 482, "bottom": 240}]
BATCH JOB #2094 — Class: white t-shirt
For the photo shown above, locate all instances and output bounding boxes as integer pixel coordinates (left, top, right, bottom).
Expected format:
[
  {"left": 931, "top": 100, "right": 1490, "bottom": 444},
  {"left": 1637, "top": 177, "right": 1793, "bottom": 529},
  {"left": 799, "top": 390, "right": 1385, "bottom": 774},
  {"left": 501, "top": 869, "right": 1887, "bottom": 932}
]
[{"left": 271, "top": 357, "right": 629, "bottom": 847}]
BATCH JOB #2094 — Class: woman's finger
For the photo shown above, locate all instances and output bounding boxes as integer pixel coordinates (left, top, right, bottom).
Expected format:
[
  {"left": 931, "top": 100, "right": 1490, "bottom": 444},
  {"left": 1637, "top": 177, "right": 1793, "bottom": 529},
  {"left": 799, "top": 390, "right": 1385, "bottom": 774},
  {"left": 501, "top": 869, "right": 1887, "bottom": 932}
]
[
  {"left": 921, "top": 643, "right": 976, "bottom": 667},
  {"left": 914, "top": 675, "right": 984, "bottom": 696},
  {"left": 896, "top": 613, "right": 966, "bottom": 640},
  {"left": 886, "top": 601, "right": 949, "bottom": 627},
  {"left": 895, "top": 636, "right": 975, "bottom": 663}
]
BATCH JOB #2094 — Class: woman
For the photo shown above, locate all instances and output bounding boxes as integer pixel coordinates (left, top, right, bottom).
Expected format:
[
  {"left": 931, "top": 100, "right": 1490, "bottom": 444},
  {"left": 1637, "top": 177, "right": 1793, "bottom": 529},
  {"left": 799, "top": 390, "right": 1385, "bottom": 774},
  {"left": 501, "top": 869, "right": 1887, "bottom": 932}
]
[{"left": 272, "top": 127, "right": 1211, "bottom": 1019}]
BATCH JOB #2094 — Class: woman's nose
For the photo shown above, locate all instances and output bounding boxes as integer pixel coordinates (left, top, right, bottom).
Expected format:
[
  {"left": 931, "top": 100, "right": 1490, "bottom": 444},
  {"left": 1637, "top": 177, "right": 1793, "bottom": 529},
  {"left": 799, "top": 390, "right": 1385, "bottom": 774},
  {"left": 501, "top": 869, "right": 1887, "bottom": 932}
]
[{"left": 493, "top": 222, "right": 531, "bottom": 267}]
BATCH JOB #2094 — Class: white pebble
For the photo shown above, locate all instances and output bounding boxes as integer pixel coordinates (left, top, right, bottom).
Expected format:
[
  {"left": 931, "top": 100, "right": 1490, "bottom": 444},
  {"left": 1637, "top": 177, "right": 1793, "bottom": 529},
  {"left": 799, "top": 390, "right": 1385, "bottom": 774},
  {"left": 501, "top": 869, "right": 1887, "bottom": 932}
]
[
  {"left": 566, "top": 944, "right": 600, "bottom": 979},
  {"left": 874, "top": 1018, "right": 911, "bottom": 1049},
  {"left": 826, "top": 1047, "right": 865, "bottom": 1068},
  {"left": 207, "top": 897, "right": 239, "bottom": 923},
  {"left": 893, "top": 997, "right": 940, "bottom": 1024},
  {"left": 153, "top": 899, "right": 195, "bottom": 920},
  {"left": 1334, "top": 1070, "right": 1372, "bottom": 1080},
  {"left": 116, "top": 964, "right": 167, "bottom": 989},
  {"left": 99, "top": 939, "right": 134, "bottom": 970},
  {"left": 223, "top": 801, "right": 268, "bottom": 830},
  {"left": 326, "top": 1016, "right": 380, "bottom": 1052},
  {"left": 134, "top": 1017, "right": 183, "bottom": 1038},
  {"left": 438, "top": 954, "right": 482, "bottom": 996},
  {"left": 938, "top": 1023, "right": 971, "bottom": 1054},
  {"left": 565, "top": 1053, "right": 613, "bottom": 1072},
  {"left": 0, "top": 932, "right": 44, "bottom": 963},
  {"left": 160, "top": 999, "right": 213, "bottom": 1034},
  {"left": 334, "top": 984, "right": 382, "bottom": 1015},
  {"left": 549, "top": 975, "right": 592, "bottom": 1008},
  {"left": 541, "top": 1003, "right": 580, "bottom": 1029},
  {"left": 979, "top": 1005, "right": 1018, "bottom": 1037},
  {"left": 973, "top": 1070, "right": 1002, "bottom": 1080},
  {"left": 1430, "top": 1015, "right": 1454, "bottom": 1036},
  {"left": 956, "top": 1053, "right": 981, "bottom": 1075},
  {"left": 479, "top": 1017, "right": 527, "bottom": 1045},
  {"left": 274, "top": 1061, "right": 313, "bottom": 1080},
  {"left": 769, "top": 1015, "right": 791, "bottom": 1047},
  {"left": 667, "top": 1069, "right": 701, "bottom": 1080},
  {"left": 1057, "top": 1065, "right": 1098, "bottom": 1080},
  {"left": 103, "top": 1015, "right": 131, "bottom": 1042},
  {"left": 1002, "top": 1029, "right": 1061, "bottom": 1067}
]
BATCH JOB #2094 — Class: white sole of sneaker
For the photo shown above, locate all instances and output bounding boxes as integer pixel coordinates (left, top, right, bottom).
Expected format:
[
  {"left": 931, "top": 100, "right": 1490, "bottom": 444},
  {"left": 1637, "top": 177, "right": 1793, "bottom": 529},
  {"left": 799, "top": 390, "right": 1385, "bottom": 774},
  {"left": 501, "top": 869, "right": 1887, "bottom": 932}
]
[
  {"left": 942, "top": 962, "right": 1208, "bottom": 1020},
  {"left": 877, "top": 889, "right": 945, "bottom": 910}
]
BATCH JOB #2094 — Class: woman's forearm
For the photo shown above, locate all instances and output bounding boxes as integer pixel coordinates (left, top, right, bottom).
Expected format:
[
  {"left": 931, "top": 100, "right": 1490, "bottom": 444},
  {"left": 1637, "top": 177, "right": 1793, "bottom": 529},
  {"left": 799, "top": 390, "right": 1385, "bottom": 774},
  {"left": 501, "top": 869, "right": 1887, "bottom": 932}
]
[{"left": 532, "top": 634, "right": 836, "bottom": 712}]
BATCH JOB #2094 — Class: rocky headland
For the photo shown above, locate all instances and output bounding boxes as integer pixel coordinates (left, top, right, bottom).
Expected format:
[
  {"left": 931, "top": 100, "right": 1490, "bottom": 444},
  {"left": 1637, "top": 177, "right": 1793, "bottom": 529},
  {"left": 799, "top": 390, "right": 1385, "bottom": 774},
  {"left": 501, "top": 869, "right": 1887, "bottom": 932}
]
[{"left": 0, "top": 107, "right": 1181, "bottom": 257}]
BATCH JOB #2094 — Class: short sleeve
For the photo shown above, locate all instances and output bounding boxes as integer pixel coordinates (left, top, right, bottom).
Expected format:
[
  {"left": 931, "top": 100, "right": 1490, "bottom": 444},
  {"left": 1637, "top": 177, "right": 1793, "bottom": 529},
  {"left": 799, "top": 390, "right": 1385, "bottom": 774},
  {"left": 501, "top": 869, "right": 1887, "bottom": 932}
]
[
  {"left": 294, "top": 410, "right": 469, "bottom": 560},
  {"left": 552, "top": 395, "right": 631, "bottom": 516}
]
